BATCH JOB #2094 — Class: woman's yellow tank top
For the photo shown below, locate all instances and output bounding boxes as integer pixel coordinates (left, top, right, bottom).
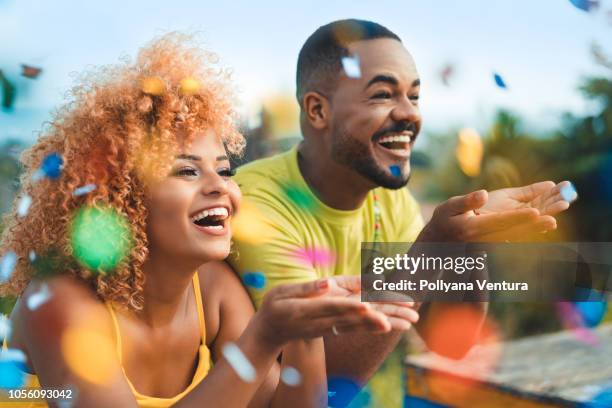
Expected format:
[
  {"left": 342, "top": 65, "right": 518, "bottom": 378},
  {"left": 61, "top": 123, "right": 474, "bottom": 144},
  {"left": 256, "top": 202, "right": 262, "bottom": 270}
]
[{"left": 2, "top": 273, "right": 211, "bottom": 408}]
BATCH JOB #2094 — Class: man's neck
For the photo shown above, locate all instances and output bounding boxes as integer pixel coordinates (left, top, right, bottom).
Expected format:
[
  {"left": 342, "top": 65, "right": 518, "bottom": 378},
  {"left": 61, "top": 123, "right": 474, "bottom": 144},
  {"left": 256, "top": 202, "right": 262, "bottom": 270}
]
[{"left": 297, "top": 140, "right": 373, "bottom": 211}]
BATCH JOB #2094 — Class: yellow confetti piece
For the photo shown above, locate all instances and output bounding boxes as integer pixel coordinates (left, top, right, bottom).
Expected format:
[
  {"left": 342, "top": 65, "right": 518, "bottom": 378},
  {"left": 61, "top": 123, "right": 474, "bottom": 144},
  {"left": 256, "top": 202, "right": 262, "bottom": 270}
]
[
  {"left": 455, "top": 128, "right": 483, "bottom": 177},
  {"left": 179, "top": 77, "right": 200, "bottom": 95},
  {"left": 140, "top": 77, "right": 165, "bottom": 96},
  {"left": 231, "top": 201, "right": 275, "bottom": 245},
  {"left": 61, "top": 326, "right": 116, "bottom": 385}
]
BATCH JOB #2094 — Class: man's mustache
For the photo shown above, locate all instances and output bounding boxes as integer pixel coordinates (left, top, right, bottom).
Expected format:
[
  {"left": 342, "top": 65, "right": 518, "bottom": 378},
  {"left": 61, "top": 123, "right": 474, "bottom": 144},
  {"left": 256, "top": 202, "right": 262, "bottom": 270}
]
[{"left": 372, "top": 122, "right": 417, "bottom": 141}]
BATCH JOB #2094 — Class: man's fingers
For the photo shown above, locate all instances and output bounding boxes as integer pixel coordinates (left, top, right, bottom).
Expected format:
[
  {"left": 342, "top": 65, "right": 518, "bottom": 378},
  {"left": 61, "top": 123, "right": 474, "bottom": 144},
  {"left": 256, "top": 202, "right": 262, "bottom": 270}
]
[
  {"left": 515, "top": 181, "right": 556, "bottom": 202},
  {"left": 477, "top": 216, "right": 557, "bottom": 242},
  {"left": 467, "top": 208, "right": 540, "bottom": 235},
  {"left": 438, "top": 190, "right": 488, "bottom": 216}
]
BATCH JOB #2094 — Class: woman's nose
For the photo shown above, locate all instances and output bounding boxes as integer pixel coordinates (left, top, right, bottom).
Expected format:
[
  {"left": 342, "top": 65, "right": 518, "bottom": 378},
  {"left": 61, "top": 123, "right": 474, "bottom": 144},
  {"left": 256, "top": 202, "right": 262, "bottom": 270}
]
[{"left": 200, "top": 171, "right": 229, "bottom": 196}]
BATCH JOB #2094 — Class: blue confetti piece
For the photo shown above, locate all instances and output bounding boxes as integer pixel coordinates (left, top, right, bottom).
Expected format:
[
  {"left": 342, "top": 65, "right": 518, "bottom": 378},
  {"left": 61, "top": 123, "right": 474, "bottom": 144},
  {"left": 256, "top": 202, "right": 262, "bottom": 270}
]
[
  {"left": 341, "top": 55, "right": 361, "bottom": 79},
  {"left": 242, "top": 272, "right": 266, "bottom": 289},
  {"left": 0, "top": 251, "right": 17, "bottom": 283},
  {"left": 389, "top": 165, "right": 401, "bottom": 177},
  {"left": 222, "top": 343, "right": 256, "bottom": 382},
  {"left": 0, "top": 349, "right": 27, "bottom": 389},
  {"left": 27, "top": 283, "right": 51, "bottom": 311},
  {"left": 493, "top": 72, "right": 507, "bottom": 89},
  {"left": 328, "top": 377, "right": 361, "bottom": 408},
  {"left": 17, "top": 195, "right": 32, "bottom": 217},
  {"left": 560, "top": 182, "right": 578, "bottom": 203},
  {"left": 41, "top": 152, "right": 63, "bottom": 179},
  {"left": 73, "top": 184, "right": 97, "bottom": 197},
  {"left": 588, "top": 387, "right": 612, "bottom": 407},
  {"left": 569, "top": 0, "right": 598, "bottom": 12},
  {"left": 280, "top": 366, "right": 302, "bottom": 386},
  {"left": 574, "top": 289, "right": 607, "bottom": 328}
]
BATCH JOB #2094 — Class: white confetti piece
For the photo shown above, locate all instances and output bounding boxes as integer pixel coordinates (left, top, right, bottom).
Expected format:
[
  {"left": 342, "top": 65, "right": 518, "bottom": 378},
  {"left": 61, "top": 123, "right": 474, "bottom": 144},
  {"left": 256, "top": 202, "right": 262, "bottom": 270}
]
[
  {"left": 0, "top": 251, "right": 17, "bottom": 282},
  {"left": 27, "top": 283, "right": 51, "bottom": 311},
  {"left": 0, "top": 348, "right": 26, "bottom": 363},
  {"left": 221, "top": 343, "right": 256, "bottom": 383},
  {"left": 0, "top": 315, "right": 11, "bottom": 340},
  {"left": 17, "top": 195, "right": 32, "bottom": 217},
  {"left": 31, "top": 168, "right": 45, "bottom": 182},
  {"left": 341, "top": 55, "right": 361, "bottom": 78},
  {"left": 560, "top": 182, "right": 578, "bottom": 203},
  {"left": 280, "top": 366, "right": 302, "bottom": 386},
  {"left": 72, "top": 184, "right": 97, "bottom": 197},
  {"left": 28, "top": 250, "right": 36, "bottom": 262}
]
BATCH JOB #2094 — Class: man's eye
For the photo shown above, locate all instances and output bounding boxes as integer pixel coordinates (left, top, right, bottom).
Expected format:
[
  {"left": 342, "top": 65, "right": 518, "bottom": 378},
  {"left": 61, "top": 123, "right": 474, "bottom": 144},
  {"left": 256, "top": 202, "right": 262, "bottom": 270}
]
[
  {"left": 174, "top": 167, "right": 198, "bottom": 177},
  {"left": 218, "top": 168, "right": 236, "bottom": 178},
  {"left": 409, "top": 95, "right": 420, "bottom": 101}
]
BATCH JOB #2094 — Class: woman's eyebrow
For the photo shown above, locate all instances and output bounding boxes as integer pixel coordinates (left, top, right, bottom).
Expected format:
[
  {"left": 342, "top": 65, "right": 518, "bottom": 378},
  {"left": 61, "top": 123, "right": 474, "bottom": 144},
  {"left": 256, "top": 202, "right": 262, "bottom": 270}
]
[
  {"left": 176, "top": 154, "right": 201, "bottom": 161},
  {"left": 175, "top": 154, "right": 228, "bottom": 162}
]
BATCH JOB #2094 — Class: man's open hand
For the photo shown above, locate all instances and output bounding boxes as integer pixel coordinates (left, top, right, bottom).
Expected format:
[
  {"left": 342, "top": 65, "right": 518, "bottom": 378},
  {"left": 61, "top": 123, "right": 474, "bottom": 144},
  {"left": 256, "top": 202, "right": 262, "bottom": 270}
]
[{"left": 478, "top": 181, "right": 576, "bottom": 216}]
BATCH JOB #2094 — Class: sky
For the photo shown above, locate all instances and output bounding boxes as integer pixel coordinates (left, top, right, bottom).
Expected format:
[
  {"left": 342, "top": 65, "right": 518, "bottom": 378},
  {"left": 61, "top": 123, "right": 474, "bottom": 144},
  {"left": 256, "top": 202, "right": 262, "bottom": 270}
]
[{"left": 0, "top": 0, "right": 611, "bottom": 144}]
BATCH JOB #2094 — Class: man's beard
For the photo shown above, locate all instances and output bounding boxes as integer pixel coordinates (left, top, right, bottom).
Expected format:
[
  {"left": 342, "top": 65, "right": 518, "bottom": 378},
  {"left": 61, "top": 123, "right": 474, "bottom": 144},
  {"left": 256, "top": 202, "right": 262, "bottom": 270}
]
[{"left": 330, "top": 124, "right": 410, "bottom": 190}]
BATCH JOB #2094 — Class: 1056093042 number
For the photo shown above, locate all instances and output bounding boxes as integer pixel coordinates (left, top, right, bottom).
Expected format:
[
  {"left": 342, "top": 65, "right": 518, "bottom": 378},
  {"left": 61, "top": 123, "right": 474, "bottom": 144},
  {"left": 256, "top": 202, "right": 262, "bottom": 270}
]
[{"left": 3, "top": 388, "right": 74, "bottom": 402}]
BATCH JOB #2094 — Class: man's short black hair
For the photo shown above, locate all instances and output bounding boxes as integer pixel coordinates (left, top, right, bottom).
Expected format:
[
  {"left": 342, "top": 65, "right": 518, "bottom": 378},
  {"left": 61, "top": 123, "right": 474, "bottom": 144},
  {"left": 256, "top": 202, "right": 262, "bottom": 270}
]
[{"left": 296, "top": 19, "right": 401, "bottom": 108}]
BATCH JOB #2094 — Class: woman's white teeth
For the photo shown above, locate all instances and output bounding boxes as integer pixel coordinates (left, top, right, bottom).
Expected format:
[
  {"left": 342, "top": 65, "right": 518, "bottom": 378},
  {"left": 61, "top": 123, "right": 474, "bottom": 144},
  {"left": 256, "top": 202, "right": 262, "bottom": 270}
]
[{"left": 191, "top": 207, "right": 229, "bottom": 223}]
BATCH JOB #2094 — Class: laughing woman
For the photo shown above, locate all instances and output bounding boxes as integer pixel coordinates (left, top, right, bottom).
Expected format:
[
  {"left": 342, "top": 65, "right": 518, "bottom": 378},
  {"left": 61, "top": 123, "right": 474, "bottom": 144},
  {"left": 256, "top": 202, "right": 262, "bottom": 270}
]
[{"left": 0, "top": 34, "right": 410, "bottom": 407}]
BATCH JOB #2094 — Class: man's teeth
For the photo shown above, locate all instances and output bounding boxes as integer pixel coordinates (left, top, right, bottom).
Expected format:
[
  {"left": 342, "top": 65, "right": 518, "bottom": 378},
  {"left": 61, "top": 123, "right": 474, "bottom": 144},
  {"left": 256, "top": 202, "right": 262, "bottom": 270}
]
[
  {"left": 378, "top": 134, "right": 413, "bottom": 144},
  {"left": 190, "top": 207, "right": 229, "bottom": 223}
]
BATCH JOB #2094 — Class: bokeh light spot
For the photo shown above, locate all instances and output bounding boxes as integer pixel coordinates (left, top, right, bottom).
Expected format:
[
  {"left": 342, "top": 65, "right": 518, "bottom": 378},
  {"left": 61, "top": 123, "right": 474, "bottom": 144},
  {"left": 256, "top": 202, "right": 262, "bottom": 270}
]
[{"left": 70, "top": 205, "right": 132, "bottom": 273}]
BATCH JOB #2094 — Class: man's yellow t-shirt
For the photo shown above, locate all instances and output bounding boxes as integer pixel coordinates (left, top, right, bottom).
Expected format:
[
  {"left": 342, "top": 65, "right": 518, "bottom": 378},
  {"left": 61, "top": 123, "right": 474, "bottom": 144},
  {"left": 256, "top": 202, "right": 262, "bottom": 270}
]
[{"left": 228, "top": 146, "right": 424, "bottom": 307}]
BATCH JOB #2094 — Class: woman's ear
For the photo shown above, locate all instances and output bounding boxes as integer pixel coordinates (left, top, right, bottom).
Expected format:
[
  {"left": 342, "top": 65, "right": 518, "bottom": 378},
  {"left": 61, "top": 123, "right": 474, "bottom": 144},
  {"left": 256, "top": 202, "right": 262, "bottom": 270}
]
[{"left": 302, "top": 91, "right": 330, "bottom": 130}]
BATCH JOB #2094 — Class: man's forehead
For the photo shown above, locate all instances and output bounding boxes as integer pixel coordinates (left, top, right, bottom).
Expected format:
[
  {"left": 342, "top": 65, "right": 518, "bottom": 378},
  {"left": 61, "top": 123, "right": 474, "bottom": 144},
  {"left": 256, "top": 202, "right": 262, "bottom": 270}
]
[{"left": 348, "top": 38, "right": 418, "bottom": 80}]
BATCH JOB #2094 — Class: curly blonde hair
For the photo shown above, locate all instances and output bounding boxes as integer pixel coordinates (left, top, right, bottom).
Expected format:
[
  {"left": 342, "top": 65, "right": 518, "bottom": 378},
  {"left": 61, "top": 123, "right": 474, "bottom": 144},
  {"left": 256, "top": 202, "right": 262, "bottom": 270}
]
[{"left": 0, "top": 32, "right": 245, "bottom": 310}]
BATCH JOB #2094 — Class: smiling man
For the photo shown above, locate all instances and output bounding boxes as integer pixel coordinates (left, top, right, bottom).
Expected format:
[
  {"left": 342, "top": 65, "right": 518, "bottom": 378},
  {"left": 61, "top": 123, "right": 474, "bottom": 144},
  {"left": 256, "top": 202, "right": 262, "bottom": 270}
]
[{"left": 227, "top": 19, "right": 570, "bottom": 402}]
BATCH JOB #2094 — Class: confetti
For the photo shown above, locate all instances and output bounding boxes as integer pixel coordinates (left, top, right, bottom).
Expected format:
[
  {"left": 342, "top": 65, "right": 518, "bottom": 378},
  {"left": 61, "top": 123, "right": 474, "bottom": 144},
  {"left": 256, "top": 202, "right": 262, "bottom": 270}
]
[
  {"left": 493, "top": 72, "right": 507, "bottom": 89},
  {"left": 280, "top": 366, "right": 302, "bottom": 386},
  {"left": 455, "top": 128, "right": 483, "bottom": 177},
  {"left": 341, "top": 55, "right": 361, "bottom": 79},
  {"left": 569, "top": 0, "right": 599, "bottom": 12},
  {"left": 27, "top": 283, "right": 51, "bottom": 311},
  {"left": 21, "top": 64, "right": 42, "bottom": 79},
  {"left": 283, "top": 183, "right": 316, "bottom": 211},
  {"left": 28, "top": 250, "right": 36, "bottom": 262},
  {"left": 556, "top": 302, "right": 599, "bottom": 345},
  {"left": 574, "top": 289, "right": 607, "bottom": 328},
  {"left": 140, "top": 77, "right": 165, "bottom": 95},
  {"left": 560, "top": 182, "right": 578, "bottom": 203},
  {"left": 33, "top": 152, "right": 63, "bottom": 181},
  {"left": 389, "top": 165, "right": 401, "bottom": 177},
  {"left": 328, "top": 377, "right": 361, "bottom": 407},
  {"left": 231, "top": 201, "right": 275, "bottom": 245},
  {"left": 0, "top": 348, "right": 27, "bottom": 388},
  {"left": 179, "top": 77, "right": 200, "bottom": 95},
  {"left": 17, "top": 194, "right": 32, "bottom": 217},
  {"left": 222, "top": 343, "right": 256, "bottom": 383},
  {"left": 62, "top": 325, "right": 116, "bottom": 385},
  {"left": 242, "top": 272, "right": 267, "bottom": 290},
  {"left": 0, "top": 69, "right": 16, "bottom": 110},
  {"left": 70, "top": 205, "right": 132, "bottom": 273},
  {"left": 590, "top": 387, "right": 612, "bottom": 407},
  {"left": 0, "top": 315, "right": 11, "bottom": 340},
  {"left": 440, "top": 64, "right": 454, "bottom": 86},
  {"left": 0, "top": 251, "right": 17, "bottom": 283},
  {"left": 72, "top": 184, "right": 97, "bottom": 197},
  {"left": 292, "top": 247, "right": 336, "bottom": 268}
]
